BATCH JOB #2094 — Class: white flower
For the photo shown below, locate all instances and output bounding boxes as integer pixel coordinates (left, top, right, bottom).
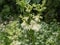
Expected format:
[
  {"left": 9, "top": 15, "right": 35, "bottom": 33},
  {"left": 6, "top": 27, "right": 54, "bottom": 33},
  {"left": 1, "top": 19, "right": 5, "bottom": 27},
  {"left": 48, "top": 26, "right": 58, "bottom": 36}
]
[
  {"left": 21, "top": 21, "right": 29, "bottom": 30},
  {"left": 10, "top": 40, "right": 21, "bottom": 45},
  {"left": 21, "top": 20, "right": 41, "bottom": 31},
  {"left": 31, "top": 23, "right": 41, "bottom": 31},
  {"left": 30, "top": 20, "right": 41, "bottom": 31}
]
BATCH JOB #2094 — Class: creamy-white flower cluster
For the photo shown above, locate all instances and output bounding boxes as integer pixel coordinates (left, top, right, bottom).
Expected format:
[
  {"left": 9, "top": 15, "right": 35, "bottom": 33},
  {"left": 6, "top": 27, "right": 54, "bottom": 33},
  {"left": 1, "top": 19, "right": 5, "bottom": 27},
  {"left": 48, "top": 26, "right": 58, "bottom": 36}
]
[{"left": 21, "top": 19, "right": 41, "bottom": 32}]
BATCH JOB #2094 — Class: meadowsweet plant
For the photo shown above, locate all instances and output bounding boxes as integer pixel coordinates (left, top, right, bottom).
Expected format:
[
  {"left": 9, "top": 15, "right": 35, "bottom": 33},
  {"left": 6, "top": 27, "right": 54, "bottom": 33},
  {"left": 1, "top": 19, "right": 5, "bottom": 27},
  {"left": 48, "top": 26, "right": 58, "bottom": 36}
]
[{"left": 0, "top": 0, "right": 60, "bottom": 45}]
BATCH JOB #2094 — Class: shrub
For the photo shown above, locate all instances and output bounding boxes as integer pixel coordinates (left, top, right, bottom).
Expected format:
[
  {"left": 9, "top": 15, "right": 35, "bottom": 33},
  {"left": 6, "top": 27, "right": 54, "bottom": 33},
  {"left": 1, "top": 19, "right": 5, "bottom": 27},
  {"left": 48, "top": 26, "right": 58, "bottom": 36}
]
[{"left": 0, "top": 0, "right": 60, "bottom": 45}]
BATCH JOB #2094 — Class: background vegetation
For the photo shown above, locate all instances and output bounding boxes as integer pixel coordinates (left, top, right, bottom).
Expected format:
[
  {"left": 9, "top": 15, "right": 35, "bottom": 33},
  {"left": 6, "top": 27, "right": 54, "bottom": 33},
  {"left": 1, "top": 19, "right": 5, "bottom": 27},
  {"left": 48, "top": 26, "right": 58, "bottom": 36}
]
[{"left": 0, "top": 0, "right": 60, "bottom": 45}]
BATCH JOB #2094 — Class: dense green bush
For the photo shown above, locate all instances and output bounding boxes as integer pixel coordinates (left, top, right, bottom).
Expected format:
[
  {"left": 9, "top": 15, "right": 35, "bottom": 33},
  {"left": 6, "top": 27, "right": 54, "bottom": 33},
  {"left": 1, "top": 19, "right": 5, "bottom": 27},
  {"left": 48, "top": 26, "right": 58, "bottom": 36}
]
[{"left": 0, "top": 0, "right": 60, "bottom": 45}]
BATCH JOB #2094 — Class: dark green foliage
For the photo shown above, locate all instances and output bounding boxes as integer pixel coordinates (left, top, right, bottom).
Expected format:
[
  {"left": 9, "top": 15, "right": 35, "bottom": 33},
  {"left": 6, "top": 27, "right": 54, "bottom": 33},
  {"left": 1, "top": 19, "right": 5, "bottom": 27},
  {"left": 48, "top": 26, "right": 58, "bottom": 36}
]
[{"left": 43, "top": 0, "right": 60, "bottom": 23}]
